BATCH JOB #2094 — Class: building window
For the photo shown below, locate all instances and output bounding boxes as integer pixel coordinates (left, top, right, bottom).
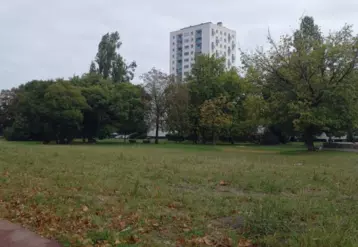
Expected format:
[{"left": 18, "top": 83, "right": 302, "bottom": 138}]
[
  {"left": 191, "top": 58, "right": 194, "bottom": 61},
  {"left": 220, "top": 31, "right": 222, "bottom": 34},
  {"left": 191, "top": 31, "right": 193, "bottom": 35},
  {"left": 184, "top": 45, "right": 189, "bottom": 49},
  {"left": 184, "top": 65, "right": 189, "bottom": 69},
  {"left": 184, "top": 58, "right": 189, "bottom": 62},
  {"left": 172, "top": 61, "right": 175, "bottom": 64},
  {"left": 191, "top": 51, "right": 194, "bottom": 54},
  {"left": 220, "top": 44, "right": 222, "bottom": 48},
  {"left": 173, "top": 42, "right": 175, "bottom": 45},
  {"left": 216, "top": 30, "right": 218, "bottom": 33},
  {"left": 191, "top": 44, "right": 194, "bottom": 48},
  {"left": 224, "top": 32, "right": 226, "bottom": 36},
  {"left": 172, "top": 55, "right": 175, "bottom": 58},
  {"left": 184, "top": 39, "right": 189, "bottom": 43},
  {"left": 212, "top": 29, "right": 215, "bottom": 36},
  {"left": 184, "top": 32, "right": 189, "bottom": 37},
  {"left": 172, "top": 48, "right": 175, "bottom": 51},
  {"left": 184, "top": 52, "right": 189, "bottom": 56},
  {"left": 224, "top": 39, "right": 226, "bottom": 42}
]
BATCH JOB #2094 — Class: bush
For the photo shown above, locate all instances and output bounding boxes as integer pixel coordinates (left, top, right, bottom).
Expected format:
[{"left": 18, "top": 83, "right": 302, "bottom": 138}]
[
  {"left": 4, "top": 127, "right": 29, "bottom": 141},
  {"left": 129, "top": 139, "right": 137, "bottom": 143},
  {"left": 259, "top": 130, "right": 280, "bottom": 145},
  {"left": 142, "top": 139, "right": 151, "bottom": 144},
  {"left": 166, "top": 134, "right": 185, "bottom": 142}
]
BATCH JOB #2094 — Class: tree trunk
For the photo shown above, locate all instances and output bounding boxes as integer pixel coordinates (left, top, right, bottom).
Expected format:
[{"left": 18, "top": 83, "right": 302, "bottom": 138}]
[
  {"left": 304, "top": 127, "right": 315, "bottom": 151},
  {"left": 155, "top": 116, "right": 159, "bottom": 144}
]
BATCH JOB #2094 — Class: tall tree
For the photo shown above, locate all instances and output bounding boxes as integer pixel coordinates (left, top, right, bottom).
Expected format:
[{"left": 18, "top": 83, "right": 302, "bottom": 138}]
[
  {"left": 164, "top": 81, "right": 190, "bottom": 137},
  {"left": 242, "top": 16, "right": 358, "bottom": 150},
  {"left": 187, "top": 55, "right": 226, "bottom": 143},
  {"left": 141, "top": 68, "right": 170, "bottom": 144},
  {"left": 89, "top": 61, "right": 97, "bottom": 74},
  {"left": 94, "top": 32, "right": 137, "bottom": 82}
]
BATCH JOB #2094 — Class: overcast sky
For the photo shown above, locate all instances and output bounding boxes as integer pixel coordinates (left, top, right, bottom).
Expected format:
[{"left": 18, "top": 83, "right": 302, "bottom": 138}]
[{"left": 1, "top": 0, "right": 358, "bottom": 90}]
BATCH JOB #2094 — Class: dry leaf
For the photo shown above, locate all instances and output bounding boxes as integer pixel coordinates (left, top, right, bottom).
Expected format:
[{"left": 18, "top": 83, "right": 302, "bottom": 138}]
[
  {"left": 82, "top": 205, "right": 89, "bottom": 212},
  {"left": 238, "top": 238, "right": 253, "bottom": 247},
  {"left": 219, "top": 180, "right": 230, "bottom": 186},
  {"left": 203, "top": 236, "right": 214, "bottom": 246}
]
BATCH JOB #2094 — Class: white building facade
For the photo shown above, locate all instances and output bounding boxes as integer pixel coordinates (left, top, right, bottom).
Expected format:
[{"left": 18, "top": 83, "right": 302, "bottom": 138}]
[{"left": 169, "top": 22, "right": 237, "bottom": 78}]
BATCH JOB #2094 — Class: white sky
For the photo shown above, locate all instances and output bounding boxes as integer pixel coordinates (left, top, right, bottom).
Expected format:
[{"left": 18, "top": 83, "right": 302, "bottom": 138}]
[{"left": 1, "top": 0, "right": 358, "bottom": 89}]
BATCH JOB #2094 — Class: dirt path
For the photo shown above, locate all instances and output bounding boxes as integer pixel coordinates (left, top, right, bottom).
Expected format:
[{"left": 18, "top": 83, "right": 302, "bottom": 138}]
[{"left": 0, "top": 220, "right": 61, "bottom": 247}]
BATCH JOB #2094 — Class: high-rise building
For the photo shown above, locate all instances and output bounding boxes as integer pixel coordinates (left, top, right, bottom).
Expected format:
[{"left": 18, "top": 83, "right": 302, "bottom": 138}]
[{"left": 169, "top": 22, "right": 237, "bottom": 78}]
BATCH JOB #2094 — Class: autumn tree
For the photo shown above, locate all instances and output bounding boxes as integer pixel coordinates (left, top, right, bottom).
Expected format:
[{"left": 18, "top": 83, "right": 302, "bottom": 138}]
[
  {"left": 142, "top": 68, "right": 170, "bottom": 144},
  {"left": 242, "top": 16, "right": 358, "bottom": 150}
]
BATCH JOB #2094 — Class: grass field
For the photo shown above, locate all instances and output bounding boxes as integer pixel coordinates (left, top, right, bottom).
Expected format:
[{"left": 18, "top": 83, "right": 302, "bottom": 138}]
[{"left": 0, "top": 140, "right": 357, "bottom": 246}]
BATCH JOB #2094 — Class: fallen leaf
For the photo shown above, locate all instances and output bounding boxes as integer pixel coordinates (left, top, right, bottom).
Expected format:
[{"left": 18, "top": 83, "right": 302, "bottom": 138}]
[
  {"left": 82, "top": 205, "right": 89, "bottom": 212},
  {"left": 219, "top": 180, "right": 230, "bottom": 186},
  {"left": 203, "top": 236, "right": 214, "bottom": 246},
  {"left": 238, "top": 238, "right": 253, "bottom": 247}
]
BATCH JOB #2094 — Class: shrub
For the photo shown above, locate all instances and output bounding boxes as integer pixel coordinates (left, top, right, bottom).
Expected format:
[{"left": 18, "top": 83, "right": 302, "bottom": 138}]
[
  {"left": 142, "top": 139, "right": 151, "bottom": 144},
  {"left": 166, "top": 134, "right": 185, "bottom": 142},
  {"left": 129, "top": 139, "right": 137, "bottom": 143}
]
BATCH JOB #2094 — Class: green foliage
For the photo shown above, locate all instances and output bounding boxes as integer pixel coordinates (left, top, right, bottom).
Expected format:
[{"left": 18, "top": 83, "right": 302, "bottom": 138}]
[
  {"left": 242, "top": 16, "right": 358, "bottom": 150},
  {"left": 142, "top": 68, "right": 170, "bottom": 144},
  {"left": 0, "top": 75, "right": 148, "bottom": 144},
  {"left": 94, "top": 31, "right": 137, "bottom": 82}
]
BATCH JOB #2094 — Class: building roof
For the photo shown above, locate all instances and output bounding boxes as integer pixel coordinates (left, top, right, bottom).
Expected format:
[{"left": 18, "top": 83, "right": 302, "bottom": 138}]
[{"left": 179, "top": 22, "right": 212, "bottom": 31}]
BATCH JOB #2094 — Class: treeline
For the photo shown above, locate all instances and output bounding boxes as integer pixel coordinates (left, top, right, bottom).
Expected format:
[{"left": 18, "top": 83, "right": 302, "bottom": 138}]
[{"left": 1, "top": 16, "right": 358, "bottom": 150}]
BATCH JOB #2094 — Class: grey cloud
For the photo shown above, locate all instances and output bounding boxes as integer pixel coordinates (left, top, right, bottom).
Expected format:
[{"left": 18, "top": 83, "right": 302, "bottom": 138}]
[{"left": 1, "top": 0, "right": 357, "bottom": 89}]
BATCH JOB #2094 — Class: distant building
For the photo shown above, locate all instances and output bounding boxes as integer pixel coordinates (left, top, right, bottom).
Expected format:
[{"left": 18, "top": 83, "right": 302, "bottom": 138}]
[{"left": 169, "top": 22, "right": 237, "bottom": 78}]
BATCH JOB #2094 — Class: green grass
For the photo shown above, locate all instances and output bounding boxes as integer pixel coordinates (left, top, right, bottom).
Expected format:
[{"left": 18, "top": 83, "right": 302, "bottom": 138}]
[{"left": 0, "top": 140, "right": 357, "bottom": 246}]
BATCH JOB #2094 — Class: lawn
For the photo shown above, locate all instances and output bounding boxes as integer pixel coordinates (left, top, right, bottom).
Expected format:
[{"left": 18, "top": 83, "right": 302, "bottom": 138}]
[{"left": 0, "top": 141, "right": 357, "bottom": 247}]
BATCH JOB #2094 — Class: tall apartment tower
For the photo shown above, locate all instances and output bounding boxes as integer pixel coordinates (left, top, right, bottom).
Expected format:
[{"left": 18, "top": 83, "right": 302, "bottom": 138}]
[{"left": 169, "top": 22, "right": 236, "bottom": 78}]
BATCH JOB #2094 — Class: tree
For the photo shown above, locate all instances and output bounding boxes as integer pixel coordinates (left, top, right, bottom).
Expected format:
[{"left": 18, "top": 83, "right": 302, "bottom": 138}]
[
  {"left": 199, "top": 96, "right": 233, "bottom": 144},
  {"left": 241, "top": 16, "right": 358, "bottom": 150},
  {"left": 89, "top": 61, "right": 97, "bottom": 74},
  {"left": 0, "top": 89, "right": 18, "bottom": 136},
  {"left": 43, "top": 81, "right": 88, "bottom": 144},
  {"left": 164, "top": 81, "right": 190, "bottom": 138},
  {"left": 187, "top": 55, "right": 226, "bottom": 143},
  {"left": 111, "top": 82, "right": 149, "bottom": 138},
  {"left": 141, "top": 68, "right": 170, "bottom": 144},
  {"left": 94, "top": 32, "right": 137, "bottom": 82}
]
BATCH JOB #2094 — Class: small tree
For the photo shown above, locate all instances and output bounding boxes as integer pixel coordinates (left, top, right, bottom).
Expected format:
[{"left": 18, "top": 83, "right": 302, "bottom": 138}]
[
  {"left": 141, "top": 68, "right": 170, "bottom": 144},
  {"left": 200, "top": 96, "right": 233, "bottom": 145}
]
